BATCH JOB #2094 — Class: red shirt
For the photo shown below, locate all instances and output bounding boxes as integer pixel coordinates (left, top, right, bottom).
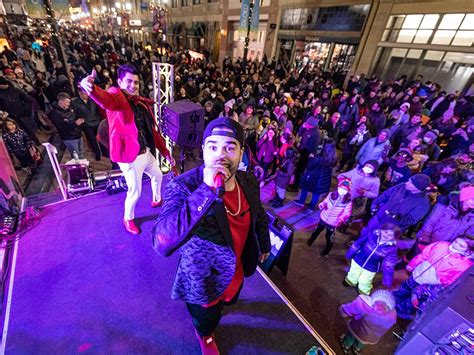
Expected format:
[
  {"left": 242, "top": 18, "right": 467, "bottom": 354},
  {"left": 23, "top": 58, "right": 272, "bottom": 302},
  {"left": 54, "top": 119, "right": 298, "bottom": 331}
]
[{"left": 205, "top": 181, "right": 251, "bottom": 307}]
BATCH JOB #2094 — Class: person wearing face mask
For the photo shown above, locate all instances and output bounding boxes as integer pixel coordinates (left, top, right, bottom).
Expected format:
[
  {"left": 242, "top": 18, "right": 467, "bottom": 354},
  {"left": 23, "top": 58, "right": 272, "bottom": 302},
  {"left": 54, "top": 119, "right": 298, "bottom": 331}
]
[
  {"left": 80, "top": 64, "right": 175, "bottom": 235},
  {"left": 365, "top": 174, "right": 432, "bottom": 234},
  {"left": 339, "top": 289, "right": 397, "bottom": 354},
  {"left": 307, "top": 179, "right": 353, "bottom": 256},
  {"left": 421, "top": 130, "right": 441, "bottom": 161},
  {"left": 337, "top": 122, "right": 372, "bottom": 173},
  {"left": 417, "top": 185, "right": 474, "bottom": 248},
  {"left": 338, "top": 161, "right": 381, "bottom": 229},
  {"left": 152, "top": 118, "right": 270, "bottom": 354},
  {"left": 344, "top": 224, "right": 400, "bottom": 295},
  {"left": 393, "top": 237, "right": 473, "bottom": 319}
]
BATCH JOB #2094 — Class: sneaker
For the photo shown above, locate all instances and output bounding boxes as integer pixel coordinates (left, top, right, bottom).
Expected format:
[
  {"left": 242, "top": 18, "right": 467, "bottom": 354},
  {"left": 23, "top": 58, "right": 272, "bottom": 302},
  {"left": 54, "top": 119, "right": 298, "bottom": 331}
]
[
  {"left": 272, "top": 200, "right": 284, "bottom": 208},
  {"left": 195, "top": 330, "right": 220, "bottom": 355},
  {"left": 320, "top": 249, "right": 330, "bottom": 257},
  {"left": 338, "top": 334, "right": 351, "bottom": 354}
]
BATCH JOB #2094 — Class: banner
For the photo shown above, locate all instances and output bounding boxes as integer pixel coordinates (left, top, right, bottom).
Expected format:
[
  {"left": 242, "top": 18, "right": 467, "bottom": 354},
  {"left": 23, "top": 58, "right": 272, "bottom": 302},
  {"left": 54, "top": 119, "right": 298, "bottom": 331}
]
[
  {"left": 238, "top": 0, "right": 250, "bottom": 37},
  {"left": 250, "top": 0, "right": 260, "bottom": 40}
]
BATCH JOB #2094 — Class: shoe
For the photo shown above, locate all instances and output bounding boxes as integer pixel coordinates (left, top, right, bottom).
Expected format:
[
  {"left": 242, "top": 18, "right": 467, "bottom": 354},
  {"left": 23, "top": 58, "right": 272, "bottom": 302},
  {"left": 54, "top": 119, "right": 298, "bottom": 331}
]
[
  {"left": 338, "top": 334, "right": 351, "bottom": 354},
  {"left": 272, "top": 199, "right": 284, "bottom": 208},
  {"left": 320, "top": 249, "right": 330, "bottom": 257},
  {"left": 195, "top": 329, "right": 220, "bottom": 355},
  {"left": 151, "top": 199, "right": 163, "bottom": 208},
  {"left": 342, "top": 279, "right": 353, "bottom": 288},
  {"left": 123, "top": 219, "right": 140, "bottom": 235}
]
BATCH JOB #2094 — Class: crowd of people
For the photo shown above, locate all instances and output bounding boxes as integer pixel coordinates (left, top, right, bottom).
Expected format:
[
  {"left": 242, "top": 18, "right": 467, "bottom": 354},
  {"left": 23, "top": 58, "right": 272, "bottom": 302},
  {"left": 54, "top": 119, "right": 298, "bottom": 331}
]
[{"left": 0, "top": 24, "right": 473, "bottom": 354}]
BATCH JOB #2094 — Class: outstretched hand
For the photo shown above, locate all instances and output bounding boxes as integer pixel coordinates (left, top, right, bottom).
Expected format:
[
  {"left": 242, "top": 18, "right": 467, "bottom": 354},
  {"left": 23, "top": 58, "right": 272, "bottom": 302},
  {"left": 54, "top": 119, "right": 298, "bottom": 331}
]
[{"left": 80, "top": 69, "right": 97, "bottom": 95}]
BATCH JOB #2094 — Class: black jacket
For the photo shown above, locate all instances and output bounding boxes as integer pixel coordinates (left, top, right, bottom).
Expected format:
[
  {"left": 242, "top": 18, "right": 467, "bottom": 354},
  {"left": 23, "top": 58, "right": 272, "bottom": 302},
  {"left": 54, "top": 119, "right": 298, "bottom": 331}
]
[
  {"left": 71, "top": 97, "right": 101, "bottom": 127},
  {"left": 0, "top": 84, "right": 32, "bottom": 119},
  {"left": 49, "top": 103, "right": 83, "bottom": 140},
  {"left": 152, "top": 166, "right": 271, "bottom": 304}
]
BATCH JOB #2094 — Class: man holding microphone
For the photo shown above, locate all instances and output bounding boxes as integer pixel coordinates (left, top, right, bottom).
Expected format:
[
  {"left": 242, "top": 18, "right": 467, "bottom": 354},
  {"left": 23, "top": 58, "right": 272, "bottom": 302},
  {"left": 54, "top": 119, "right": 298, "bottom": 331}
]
[
  {"left": 152, "top": 117, "right": 270, "bottom": 354},
  {"left": 80, "top": 64, "right": 175, "bottom": 235}
]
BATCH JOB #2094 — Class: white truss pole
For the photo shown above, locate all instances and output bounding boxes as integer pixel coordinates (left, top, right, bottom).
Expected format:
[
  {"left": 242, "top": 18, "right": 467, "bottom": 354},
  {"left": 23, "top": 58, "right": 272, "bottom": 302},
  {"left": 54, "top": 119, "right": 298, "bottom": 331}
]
[{"left": 152, "top": 62, "right": 175, "bottom": 172}]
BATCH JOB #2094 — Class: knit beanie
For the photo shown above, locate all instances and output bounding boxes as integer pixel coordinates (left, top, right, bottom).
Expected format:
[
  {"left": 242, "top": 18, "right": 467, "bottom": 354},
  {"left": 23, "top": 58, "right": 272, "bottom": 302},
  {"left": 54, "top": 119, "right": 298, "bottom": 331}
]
[
  {"left": 460, "top": 185, "right": 474, "bottom": 202},
  {"left": 371, "top": 289, "right": 395, "bottom": 310},
  {"left": 410, "top": 174, "right": 431, "bottom": 191},
  {"left": 338, "top": 178, "right": 352, "bottom": 192},
  {"left": 263, "top": 110, "right": 270, "bottom": 118}
]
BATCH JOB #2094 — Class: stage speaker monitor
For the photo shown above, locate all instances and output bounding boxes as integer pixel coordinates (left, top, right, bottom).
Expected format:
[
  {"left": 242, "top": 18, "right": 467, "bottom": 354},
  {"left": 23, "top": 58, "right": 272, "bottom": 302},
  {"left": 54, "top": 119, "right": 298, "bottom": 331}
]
[
  {"left": 162, "top": 100, "right": 205, "bottom": 148},
  {"left": 395, "top": 265, "right": 474, "bottom": 355}
]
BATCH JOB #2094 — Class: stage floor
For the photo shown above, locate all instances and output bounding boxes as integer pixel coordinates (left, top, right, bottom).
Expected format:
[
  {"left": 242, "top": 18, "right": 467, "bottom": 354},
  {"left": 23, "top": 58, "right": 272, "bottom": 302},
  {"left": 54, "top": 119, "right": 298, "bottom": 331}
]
[{"left": 3, "top": 183, "right": 332, "bottom": 354}]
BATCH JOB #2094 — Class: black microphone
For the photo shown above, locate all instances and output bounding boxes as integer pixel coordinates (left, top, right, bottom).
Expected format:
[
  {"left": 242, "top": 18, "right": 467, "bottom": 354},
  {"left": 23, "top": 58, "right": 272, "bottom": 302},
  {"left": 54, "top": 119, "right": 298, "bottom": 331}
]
[{"left": 214, "top": 173, "right": 225, "bottom": 200}]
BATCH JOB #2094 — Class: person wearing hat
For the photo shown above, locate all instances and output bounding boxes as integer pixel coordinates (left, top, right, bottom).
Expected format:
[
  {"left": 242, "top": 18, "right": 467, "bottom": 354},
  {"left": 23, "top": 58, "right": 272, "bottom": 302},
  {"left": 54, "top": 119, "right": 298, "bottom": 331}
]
[
  {"left": 307, "top": 178, "right": 353, "bottom": 256},
  {"left": 417, "top": 185, "right": 474, "bottom": 247},
  {"left": 394, "top": 237, "right": 472, "bottom": 319},
  {"left": 388, "top": 102, "right": 410, "bottom": 131},
  {"left": 382, "top": 148, "right": 413, "bottom": 188},
  {"left": 422, "top": 130, "right": 441, "bottom": 160},
  {"left": 364, "top": 174, "right": 432, "bottom": 234},
  {"left": 339, "top": 289, "right": 397, "bottom": 353},
  {"left": 152, "top": 117, "right": 270, "bottom": 354},
  {"left": 288, "top": 115, "right": 322, "bottom": 191},
  {"left": 80, "top": 64, "right": 175, "bottom": 235}
]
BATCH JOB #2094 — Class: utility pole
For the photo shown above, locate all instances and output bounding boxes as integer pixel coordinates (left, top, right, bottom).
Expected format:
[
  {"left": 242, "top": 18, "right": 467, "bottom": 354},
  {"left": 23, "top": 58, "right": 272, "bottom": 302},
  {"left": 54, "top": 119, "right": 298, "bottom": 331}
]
[
  {"left": 43, "top": 0, "right": 73, "bottom": 91},
  {"left": 242, "top": 0, "right": 253, "bottom": 63}
]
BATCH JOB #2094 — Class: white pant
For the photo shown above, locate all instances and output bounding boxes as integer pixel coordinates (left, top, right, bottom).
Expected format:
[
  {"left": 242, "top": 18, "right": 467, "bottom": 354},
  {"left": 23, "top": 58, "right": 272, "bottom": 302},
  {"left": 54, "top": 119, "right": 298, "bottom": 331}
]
[{"left": 118, "top": 149, "right": 163, "bottom": 220}]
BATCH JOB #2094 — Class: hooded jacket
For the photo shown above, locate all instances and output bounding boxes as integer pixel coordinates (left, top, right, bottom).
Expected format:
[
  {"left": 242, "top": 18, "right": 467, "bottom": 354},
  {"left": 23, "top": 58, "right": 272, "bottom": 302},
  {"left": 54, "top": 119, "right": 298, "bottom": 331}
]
[{"left": 417, "top": 193, "right": 474, "bottom": 244}]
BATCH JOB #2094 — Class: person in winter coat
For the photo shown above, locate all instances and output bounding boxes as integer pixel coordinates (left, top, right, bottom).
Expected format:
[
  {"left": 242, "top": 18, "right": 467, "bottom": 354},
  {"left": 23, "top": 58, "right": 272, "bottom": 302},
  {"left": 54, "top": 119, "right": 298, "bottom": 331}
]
[
  {"left": 2, "top": 118, "right": 36, "bottom": 174},
  {"left": 307, "top": 178, "right": 353, "bottom": 256},
  {"left": 365, "top": 174, "right": 432, "bottom": 233},
  {"left": 49, "top": 92, "right": 85, "bottom": 158},
  {"left": 339, "top": 289, "right": 397, "bottom": 354},
  {"left": 422, "top": 158, "right": 462, "bottom": 198},
  {"left": 256, "top": 127, "right": 277, "bottom": 178},
  {"left": 344, "top": 224, "right": 400, "bottom": 294},
  {"left": 393, "top": 238, "right": 472, "bottom": 319},
  {"left": 271, "top": 147, "right": 297, "bottom": 208},
  {"left": 295, "top": 139, "right": 337, "bottom": 209},
  {"left": 355, "top": 129, "right": 391, "bottom": 166},
  {"left": 337, "top": 121, "right": 371, "bottom": 172},
  {"left": 417, "top": 186, "right": 474, "bottom": 247},
  {"left": 365, "top": 101, "right": 386, "bottom": 135},
  {"left": 382, "top": 148, "right": 413, "bottom": 189},
  {"left": 392, "top": 113, "right": 423, "bottom": 149},
  {"left": 337, "top": 95, "right": 359, "bottom": 143},
  {"left": 388, "top": 102, "right": 411, "bottom": 130},
  {"left": 422, "top": 130, "right": 441, "bottom": 161},
  {"left": 338, "top": 160, "right": 380, "bottom": 218}
]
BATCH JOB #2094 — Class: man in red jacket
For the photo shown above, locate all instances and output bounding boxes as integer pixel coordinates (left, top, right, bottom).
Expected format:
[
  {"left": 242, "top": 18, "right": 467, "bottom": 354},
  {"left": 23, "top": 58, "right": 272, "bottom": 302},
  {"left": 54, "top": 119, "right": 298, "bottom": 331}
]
[{"left": 80, "top": 64, "right": 175, "bottom": 235}]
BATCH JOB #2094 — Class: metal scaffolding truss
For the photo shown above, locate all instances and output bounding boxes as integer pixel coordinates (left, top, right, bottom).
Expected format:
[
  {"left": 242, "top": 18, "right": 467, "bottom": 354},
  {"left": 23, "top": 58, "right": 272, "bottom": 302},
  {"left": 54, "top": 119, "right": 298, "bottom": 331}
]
[{"left": 152, "top": 62, "right": 175, "bottom": 172}]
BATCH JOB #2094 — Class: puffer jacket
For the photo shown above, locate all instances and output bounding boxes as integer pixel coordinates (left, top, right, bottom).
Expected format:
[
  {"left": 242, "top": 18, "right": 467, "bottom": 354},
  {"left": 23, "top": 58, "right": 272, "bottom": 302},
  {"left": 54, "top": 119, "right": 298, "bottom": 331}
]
[
  {"left": 319, "top": 193, "right": 352, "bottom": 227},
  {"left": 417, "top": 193, "right": 474, "bottom": 244},
  {"left": 408, "top": 241, "right": 473, "bottom": 286},
  {"left": 346, "top": 229, "right": 398, "bottom": 287},
  {"left": 338, "top": 167, "right": 380, "bottom": 200}
]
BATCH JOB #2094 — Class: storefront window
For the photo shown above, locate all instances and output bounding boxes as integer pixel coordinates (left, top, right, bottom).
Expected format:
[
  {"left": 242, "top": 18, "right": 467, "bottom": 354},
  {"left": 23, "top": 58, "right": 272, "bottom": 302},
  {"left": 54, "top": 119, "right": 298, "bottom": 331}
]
[{"left": 438, "top": 14, "right": 464, "bottom": 29}]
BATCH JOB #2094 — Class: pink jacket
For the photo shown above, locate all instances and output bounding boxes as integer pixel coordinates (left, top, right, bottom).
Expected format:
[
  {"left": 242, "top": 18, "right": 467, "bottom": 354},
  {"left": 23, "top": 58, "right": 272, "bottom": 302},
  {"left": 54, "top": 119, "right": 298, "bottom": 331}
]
[
  {"left": 319, "top": 194, "right": 352, "bottom": 227},
  {"left": 408, "top": 241, "right": 472, "bottom": 286},
  {"left": 90, "top": 85, "right": 170, "bottom": 163}
]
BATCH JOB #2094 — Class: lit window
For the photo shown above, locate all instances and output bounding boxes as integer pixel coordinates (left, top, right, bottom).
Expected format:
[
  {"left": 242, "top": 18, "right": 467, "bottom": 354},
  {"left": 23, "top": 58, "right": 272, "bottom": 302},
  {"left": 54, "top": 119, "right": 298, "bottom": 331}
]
[
  {"left": 424, "top": 50, "right": 444, "bottom": 61},
  {"left": 451, "top": 31, "right": 474, "bottom": 46},
  {"left": 406, "top": 49, "right": 423, "bottom": 59},
  {"left": 419, "top": 14, "right": 439, "bottom": 29},
  {"left": 402, "top": 14, "right": 423, "bottom": 29},
  {"left": 460, "top": 14, "right": 474, "bottom": 30},
  {"left": 438, "top": 14, "right": 464, "bottom": 29},
  {"left": 397, "top": 29, "right": 416, "bottom": 43},
  {"left": 413, "top": 29, "right": 432, "bottom": 43},
  {"left": 432, "top": 30, "right": 456, "bottom": 45},
  {"left": 391, "top": 48, "right": 408, "bottom": 57}
]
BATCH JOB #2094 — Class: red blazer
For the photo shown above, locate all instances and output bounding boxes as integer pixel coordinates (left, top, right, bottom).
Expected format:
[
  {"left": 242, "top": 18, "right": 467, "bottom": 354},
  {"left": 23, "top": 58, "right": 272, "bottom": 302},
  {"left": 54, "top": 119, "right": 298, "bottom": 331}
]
[{"left": 90, "top": 85, "right": 170, "bottom": 163}]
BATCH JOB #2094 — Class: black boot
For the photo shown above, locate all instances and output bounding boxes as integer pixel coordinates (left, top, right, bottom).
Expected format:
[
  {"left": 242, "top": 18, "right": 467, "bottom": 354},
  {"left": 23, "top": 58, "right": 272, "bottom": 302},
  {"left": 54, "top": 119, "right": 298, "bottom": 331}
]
[
  {"left": 272, "top": 197, "right": 284, "bottom": 208},
  {"left": 321, "top": 243, "right": 333, "bottom": 257}
]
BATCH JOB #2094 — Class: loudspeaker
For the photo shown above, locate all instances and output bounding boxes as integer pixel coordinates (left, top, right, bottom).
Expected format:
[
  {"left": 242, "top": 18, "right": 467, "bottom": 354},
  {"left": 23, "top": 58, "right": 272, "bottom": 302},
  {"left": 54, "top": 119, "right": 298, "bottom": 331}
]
[
  {"left": 395, "top": 265, "right": 474, "bottom": 355},
  {"left": 162, "top": 100, "right": 205, "bottom": 147}
]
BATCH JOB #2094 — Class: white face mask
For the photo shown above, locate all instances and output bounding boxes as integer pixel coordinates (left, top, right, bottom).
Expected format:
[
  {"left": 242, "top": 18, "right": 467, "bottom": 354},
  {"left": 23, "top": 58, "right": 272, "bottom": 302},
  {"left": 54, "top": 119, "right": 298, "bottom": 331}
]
[
  {"left": 211, "top": 93, "right": 216, "bottom": 98},
  {"left": 338, "top": 188, "right": 348, "bottom": 196},
  {"left": 423, "top": 137, "right": 431, "bottom": 144},
  {"left": 362, "top": 166, "right": 374, "bottom": 174}
]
